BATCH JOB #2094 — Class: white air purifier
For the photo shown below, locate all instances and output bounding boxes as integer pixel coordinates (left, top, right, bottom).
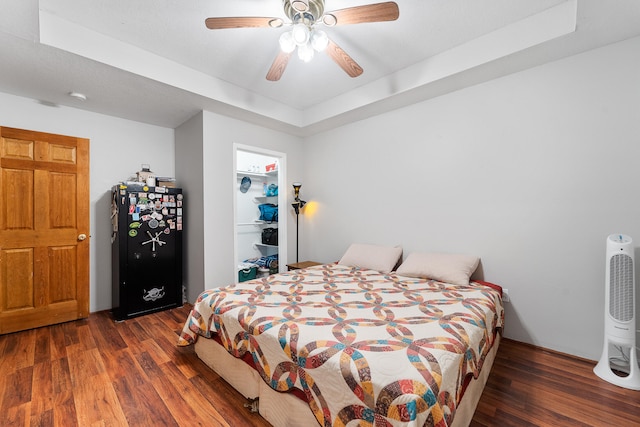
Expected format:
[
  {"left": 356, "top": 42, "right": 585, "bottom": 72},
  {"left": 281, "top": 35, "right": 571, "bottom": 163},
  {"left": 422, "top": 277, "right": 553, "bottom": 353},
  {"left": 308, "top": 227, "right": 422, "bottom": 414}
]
[{"left": 594, "top": 234, "right": 640, "bottom": 389}]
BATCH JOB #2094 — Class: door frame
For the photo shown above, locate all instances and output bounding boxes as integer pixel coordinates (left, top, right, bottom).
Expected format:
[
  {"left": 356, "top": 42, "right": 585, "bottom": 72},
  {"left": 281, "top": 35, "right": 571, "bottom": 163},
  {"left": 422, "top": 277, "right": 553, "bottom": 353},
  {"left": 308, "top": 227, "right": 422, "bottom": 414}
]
[{"left": 233, "top": 144, "right": 287, "bottom": 276}]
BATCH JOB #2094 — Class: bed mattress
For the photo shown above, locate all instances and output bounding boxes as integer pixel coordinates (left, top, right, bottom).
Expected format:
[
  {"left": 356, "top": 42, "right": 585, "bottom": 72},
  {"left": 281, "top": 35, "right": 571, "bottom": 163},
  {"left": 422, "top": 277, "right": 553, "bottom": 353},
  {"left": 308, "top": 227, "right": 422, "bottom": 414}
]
[
  {"left": 179, "top": 264, "right": 504, "bottom": 426},
  {"left": 194, "top": 333, "right": 501, "bottom": 427}
]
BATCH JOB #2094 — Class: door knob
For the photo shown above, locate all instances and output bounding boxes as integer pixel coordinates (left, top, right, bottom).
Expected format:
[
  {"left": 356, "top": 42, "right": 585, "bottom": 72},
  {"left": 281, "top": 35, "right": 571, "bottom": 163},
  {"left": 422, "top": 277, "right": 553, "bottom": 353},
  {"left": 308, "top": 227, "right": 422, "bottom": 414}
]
[{"left": 78, "top": 234, "right": 87, "bottom": 241}]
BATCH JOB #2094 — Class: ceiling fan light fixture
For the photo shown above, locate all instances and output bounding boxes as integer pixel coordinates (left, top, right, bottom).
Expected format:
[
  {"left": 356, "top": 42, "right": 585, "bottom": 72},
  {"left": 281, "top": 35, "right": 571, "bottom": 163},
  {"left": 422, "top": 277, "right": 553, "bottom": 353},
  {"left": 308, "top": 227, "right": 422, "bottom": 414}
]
[
  {"left": 291, "top": 0, "right": 309, "bottom": 13},
  {"left": 291, "top": 23, "right": 310, "bottom": 46},
  {"left": 322, "top": 13, "right": 337, "bottom": 27},
  {"left": 279, "top": 31, "right": 296, "bottom": 53},
  {"left": 297, "top": 42, "right": 315, "bottom": 62},
  {"left": 204, "top": 0, "right": 400, "bottom": 80},
  {"left": 310, "top": 30, "right": 328, "bottom": 51}
]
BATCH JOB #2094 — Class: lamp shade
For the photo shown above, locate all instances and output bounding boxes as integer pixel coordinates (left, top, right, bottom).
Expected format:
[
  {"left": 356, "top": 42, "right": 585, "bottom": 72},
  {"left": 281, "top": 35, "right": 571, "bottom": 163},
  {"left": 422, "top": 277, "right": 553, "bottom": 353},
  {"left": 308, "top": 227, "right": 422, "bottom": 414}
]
[
  {"left": 291, "top": 23, "right": 310, "bottom": 46},
  {"left": 292, "top": 182, "right": 302, "bottom": 198},
  {"left": 279, "top": 31, "right": 296, "bottom": 53},
  {"left": 310, "top": 30, "right": 328, "bottom": 52},
  {"left": 297, "top": 43, "right": 314, "bottom": 62}
]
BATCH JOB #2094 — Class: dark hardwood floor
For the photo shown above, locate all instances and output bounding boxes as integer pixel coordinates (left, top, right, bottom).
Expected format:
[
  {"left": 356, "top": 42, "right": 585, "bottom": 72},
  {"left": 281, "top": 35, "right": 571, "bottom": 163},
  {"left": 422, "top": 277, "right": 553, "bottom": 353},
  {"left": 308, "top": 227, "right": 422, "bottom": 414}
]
[
  {"left": 473, "top": 336, "right": 640, "bottom": 427},
  {"left": 1, "top": 304, "right": 638, "bottom": 426}
]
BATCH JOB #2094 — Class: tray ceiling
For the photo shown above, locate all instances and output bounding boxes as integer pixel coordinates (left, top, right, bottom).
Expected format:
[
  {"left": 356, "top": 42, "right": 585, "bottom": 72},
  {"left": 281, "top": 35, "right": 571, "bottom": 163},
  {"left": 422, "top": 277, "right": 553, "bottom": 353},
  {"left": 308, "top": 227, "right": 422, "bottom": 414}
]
[{"left": 0, "top": 0, "right": 639, "bottom": 135}]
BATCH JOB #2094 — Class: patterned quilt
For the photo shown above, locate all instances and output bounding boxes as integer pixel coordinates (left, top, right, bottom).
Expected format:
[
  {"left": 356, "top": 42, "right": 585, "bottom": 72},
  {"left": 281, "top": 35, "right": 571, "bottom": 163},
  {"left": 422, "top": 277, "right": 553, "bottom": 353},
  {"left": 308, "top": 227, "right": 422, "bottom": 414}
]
[{"left": 178, "top": 264, "right": 503, "bottom": 427}]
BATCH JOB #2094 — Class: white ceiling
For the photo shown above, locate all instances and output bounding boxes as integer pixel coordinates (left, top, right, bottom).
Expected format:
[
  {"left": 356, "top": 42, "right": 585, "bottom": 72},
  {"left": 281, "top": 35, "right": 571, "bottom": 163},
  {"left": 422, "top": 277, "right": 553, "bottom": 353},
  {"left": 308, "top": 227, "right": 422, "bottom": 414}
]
[{"left": 0, "top": 0, "right": 639, "bottom": 135}]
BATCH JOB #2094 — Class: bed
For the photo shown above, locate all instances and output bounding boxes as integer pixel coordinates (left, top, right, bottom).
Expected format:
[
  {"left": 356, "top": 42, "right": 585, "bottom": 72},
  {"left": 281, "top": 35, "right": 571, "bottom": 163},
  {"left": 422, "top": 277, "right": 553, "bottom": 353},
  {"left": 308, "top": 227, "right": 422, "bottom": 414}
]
[{"left": 178, "top": 246, "right": 504, "bottom": 427}]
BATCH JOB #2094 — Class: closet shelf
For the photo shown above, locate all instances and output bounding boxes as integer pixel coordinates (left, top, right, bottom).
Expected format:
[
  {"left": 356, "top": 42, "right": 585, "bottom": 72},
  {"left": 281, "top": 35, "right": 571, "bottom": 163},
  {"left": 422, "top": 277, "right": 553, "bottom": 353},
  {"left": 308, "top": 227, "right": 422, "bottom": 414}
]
[
  {"left": 254, "top": 196, "right": 277, "bottom": 202},
  {"left": 254, "top": 243, "right": 278, "bottom": 249},
  {"left": 237, "top": 170, "right": 278, "bottom": 178},
  {"left": 238, "top": 221, "right": 277, "bottom": 226}
]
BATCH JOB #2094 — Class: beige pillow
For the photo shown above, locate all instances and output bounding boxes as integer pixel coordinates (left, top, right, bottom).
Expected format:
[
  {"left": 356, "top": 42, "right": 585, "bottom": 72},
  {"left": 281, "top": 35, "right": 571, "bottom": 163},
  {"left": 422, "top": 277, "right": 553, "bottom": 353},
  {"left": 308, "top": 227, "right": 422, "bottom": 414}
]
[
  {"left": 338, "top": 243, "right": 403, "bottom": 273},
  {"left": 396, "top": 252, "right": 480, "bottom": 286}
]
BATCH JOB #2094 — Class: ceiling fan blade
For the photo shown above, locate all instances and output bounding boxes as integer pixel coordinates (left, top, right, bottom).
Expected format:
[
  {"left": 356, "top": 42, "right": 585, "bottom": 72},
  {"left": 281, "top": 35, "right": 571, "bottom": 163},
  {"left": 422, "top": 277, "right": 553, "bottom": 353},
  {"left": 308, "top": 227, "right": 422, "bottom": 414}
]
[
  {"left": 266, "top": 51, "right": 293, "bottom": 81},
  {"left": 325, "top": 39, "right": 363, "bottom": 78},
  {"left": 205, "top": 17, "right": 283, "bottom": 30},
  {"left": 323, "top": 2, "right": 399, "bottom": 26}
]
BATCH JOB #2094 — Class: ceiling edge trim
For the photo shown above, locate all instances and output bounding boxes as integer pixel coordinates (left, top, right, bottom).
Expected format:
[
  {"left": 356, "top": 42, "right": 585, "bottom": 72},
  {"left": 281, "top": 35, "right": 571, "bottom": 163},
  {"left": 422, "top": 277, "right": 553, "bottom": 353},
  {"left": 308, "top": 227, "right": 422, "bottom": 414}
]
[
  {"left": 37, "top": 9, "right": 305, "bottom": 127},
  {"left": 301, "top": 0, "right": 578, "bottom": 127}
]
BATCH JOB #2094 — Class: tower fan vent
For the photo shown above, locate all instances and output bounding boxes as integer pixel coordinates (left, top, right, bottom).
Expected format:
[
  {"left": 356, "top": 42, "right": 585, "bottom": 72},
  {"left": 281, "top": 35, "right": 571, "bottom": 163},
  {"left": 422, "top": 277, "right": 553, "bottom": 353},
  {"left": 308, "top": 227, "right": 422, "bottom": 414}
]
[
  {"left": 594, "top": 234, "right": 640, "bottom": 390},
  {"left": 609, "top": 253, "right": 634, "bottom": 322}
]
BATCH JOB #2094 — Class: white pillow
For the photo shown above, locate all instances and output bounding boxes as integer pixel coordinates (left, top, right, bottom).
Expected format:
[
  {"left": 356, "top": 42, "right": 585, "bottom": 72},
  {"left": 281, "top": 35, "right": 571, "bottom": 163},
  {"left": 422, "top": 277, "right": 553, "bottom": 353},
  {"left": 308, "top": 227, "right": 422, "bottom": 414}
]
[
  {"left": 396, "top": 252, "right": 480, "bottom": 286},
  {"left": 338, "top": 243, "right": 403, "bottom": 273}
]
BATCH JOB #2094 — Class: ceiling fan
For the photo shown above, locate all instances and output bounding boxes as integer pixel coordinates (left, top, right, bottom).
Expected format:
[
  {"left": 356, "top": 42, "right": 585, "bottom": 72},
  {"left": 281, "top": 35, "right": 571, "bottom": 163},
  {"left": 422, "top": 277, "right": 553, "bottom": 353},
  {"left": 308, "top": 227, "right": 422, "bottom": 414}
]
[{"left": 205, "top": 0, "right": 399, "bottom": 81}]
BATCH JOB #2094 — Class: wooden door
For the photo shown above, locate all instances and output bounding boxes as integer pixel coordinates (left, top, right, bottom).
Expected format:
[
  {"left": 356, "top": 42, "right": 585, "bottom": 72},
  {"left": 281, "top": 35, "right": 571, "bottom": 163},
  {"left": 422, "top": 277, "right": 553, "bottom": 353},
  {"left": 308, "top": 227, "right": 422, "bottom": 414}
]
[{"left": 0, "top": 127, "right": 89, "bottom": 334}]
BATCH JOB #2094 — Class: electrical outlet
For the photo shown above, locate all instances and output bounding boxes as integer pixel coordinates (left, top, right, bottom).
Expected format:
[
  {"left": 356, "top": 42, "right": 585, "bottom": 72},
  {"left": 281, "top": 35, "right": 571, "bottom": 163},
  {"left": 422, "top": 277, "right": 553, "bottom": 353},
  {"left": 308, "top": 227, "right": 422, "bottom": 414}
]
[{"left": 502, "top": 289, "right": 510, "bottom": 303}]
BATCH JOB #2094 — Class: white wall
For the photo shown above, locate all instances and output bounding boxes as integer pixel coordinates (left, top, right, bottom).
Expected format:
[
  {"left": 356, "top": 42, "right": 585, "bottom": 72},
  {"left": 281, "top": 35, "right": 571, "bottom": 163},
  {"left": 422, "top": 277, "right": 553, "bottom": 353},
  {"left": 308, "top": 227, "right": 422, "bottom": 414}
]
[
  {"left": 175, "top": 112, "right": 205, "bottom": 304},
  {"left": 0, "top": 92, "right": 175, "bottom": 312},
  {"left": 302, "top": 35, "right": 640, "bottom": 360}
]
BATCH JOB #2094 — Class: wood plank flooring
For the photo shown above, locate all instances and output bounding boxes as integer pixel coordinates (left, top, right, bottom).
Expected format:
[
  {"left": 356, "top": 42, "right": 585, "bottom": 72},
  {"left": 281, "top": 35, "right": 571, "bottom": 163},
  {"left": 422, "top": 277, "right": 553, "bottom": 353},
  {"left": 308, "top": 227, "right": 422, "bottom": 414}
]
[
  {"left": 472, "top": 337, "right": 640, "bottom": 427},
  {"left": 0, "top": 304, "right": 638, "bottom": 426}
]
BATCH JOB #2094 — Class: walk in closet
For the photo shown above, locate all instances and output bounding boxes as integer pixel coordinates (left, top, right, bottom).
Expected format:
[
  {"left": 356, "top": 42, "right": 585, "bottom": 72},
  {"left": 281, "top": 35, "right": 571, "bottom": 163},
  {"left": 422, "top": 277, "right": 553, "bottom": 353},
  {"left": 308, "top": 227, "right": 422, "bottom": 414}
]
[{"left": 235, "top": 148, "right": 286, "bottom": 281}]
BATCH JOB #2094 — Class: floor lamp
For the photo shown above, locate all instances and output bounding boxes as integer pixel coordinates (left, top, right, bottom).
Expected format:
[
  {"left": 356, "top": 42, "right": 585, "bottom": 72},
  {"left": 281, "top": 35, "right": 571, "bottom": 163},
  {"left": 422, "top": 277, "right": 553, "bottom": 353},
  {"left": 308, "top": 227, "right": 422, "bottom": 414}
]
[{"left": 291, "top": 182, "right": 306, "bottom": 263}]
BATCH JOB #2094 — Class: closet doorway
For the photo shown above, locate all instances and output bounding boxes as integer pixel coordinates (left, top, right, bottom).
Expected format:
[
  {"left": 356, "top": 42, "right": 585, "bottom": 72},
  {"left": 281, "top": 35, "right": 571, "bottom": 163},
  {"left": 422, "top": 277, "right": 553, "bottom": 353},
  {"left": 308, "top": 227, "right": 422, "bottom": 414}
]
[{"left": 233, "top": 144, "right": 287, "bottom": 281}]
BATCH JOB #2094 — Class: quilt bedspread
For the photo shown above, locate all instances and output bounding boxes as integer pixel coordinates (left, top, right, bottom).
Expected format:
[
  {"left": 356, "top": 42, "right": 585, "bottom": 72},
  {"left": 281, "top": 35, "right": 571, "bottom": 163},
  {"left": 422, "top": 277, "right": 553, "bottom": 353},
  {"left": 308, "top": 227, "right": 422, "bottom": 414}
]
[{"left": 178, "top": 264, "right": 503, "bottom": 427}]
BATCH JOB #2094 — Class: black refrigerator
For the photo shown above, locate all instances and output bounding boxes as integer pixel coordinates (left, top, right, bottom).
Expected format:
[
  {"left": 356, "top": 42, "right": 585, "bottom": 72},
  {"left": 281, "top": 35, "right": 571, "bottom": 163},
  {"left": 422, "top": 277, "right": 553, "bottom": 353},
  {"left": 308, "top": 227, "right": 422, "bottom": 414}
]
[{"left": 111, "top": 183, "right": 183, "bottom": 320}]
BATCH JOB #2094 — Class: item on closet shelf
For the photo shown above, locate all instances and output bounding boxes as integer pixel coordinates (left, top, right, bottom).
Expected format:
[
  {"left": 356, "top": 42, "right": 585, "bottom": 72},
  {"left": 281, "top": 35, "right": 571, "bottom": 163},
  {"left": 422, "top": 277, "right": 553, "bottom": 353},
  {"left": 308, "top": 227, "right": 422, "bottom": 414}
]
[
  {"left": 244, "top": 255, "right": 278, "bottom": 269},
  {"left": 238, "top": 268, "right": 257, "bottom": 282},
  {"left": 258, "top": 203, "right": 278, "bottom": 222},
  {"left": 269, "top": 260, "right": 279, "bottom": 274},
  {"left": 261, "top": 227, "right": 278, "bottom": 246},
  {"left": 238, "top": 263, "right": 258, "bottom": 282},
  {"left": 265, "top": 162, "right": 277, "bottom": 172},
  {"left": 240, "top": 176, "right": 252, "bottom": 193},
  {"left": 266, "top": 184, "right": 278, "bottom": 197}
]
